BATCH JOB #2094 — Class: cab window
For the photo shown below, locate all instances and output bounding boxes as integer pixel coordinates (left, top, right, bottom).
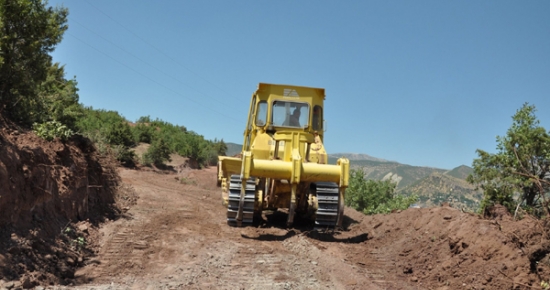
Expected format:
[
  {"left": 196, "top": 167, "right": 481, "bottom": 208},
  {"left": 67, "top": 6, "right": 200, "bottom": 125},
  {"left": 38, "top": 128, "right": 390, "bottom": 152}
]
[
  {"left": 272, "top": 101, "right": 309, "bottom": 128},
  {"left": 255, "top": 101, "right": 267, "bottom": 126},
  {"left": 312, "top": 105, "right": 323, "bottom": 131}
]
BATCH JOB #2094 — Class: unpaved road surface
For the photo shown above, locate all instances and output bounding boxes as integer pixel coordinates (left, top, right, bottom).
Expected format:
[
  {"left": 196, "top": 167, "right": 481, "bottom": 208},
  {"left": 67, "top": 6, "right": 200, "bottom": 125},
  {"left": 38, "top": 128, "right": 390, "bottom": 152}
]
[
  {"left": 40, "top": 167, "right": 549, "bottom": 290},
  {"left": 61, "top": 167, "right": 388, "bottom": 290}
]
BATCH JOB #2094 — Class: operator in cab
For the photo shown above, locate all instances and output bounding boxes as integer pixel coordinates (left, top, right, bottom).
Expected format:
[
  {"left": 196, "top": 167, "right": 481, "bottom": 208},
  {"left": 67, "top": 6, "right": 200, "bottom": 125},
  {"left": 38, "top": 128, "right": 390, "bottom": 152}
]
[{"left": 289, "top": 108, "right": 301, "bottom": 127}]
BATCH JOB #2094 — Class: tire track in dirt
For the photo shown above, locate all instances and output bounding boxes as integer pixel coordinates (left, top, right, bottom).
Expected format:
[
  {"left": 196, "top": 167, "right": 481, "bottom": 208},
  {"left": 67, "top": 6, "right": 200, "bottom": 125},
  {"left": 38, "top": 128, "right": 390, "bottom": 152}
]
[
  {"left": 57, "top": 168, "right": 384, "bottom": 289},
  {"left": 221, "top": 254, "right": 318, "bottom": 289}
]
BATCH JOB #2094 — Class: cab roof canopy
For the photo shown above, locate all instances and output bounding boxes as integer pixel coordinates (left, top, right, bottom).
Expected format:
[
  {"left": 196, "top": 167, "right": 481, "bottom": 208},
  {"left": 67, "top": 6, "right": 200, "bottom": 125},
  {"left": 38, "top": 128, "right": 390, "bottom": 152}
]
[{"left": 256, "top": 83, "right": 326, "bottom": 100}]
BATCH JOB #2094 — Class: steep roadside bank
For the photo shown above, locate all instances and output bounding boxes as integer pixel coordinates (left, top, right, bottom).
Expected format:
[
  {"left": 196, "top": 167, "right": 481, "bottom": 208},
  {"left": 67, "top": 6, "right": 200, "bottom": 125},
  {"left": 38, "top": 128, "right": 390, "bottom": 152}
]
[{"left": 0, "top": 117, "right": 126, "bottom": 287}]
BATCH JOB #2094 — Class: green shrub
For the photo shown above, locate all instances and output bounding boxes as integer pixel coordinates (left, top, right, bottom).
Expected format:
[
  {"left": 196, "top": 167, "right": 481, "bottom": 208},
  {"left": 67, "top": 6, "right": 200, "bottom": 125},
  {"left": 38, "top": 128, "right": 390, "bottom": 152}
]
[
  {"left": 111, "top": 144, "right": 136, "bottom": 166},
  {"left": 129, "top": 116, "right": 227, "bottom": 168},
  {"left": 345, "top": 168, "right": 418, "bottom": 215},
  {"left": 33, "top": 120, "right": 74, "bottom": 141},
  {"left": 142, "top": 138, "right": 171, "bottom": 166},
  {"left": 468, "top": 103, "right": 550, "bottom": 217},
  {"left": 81, "top": 130, "right": 109, "bottom": 155},
  {"left": 76, "top": 107, "right": 134, "bottom": 147},
  {"left": 76, "top": 107, "right": 137, "bottom": 163},
  {"left": 477, "top": 183, "right": 516, "bottom": 214},
  {"left": 132, "top": 123, "right": 155, "bottom": 143},
  {"left": 104, "top": 122, "right": 134, "bottom": 147},
  {"left": 81, "top": 130, "right": 135, "bottom": 165},
  {"left": 0, "top": 0, "right": 69, "bottom": 125}
]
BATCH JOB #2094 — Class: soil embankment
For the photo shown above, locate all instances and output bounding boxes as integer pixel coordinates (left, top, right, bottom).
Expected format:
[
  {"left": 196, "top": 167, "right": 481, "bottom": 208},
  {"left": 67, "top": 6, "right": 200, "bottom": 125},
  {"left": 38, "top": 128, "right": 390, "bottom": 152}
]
[{"left": 0, "top": 118, "right": 124, "bottom": 287}]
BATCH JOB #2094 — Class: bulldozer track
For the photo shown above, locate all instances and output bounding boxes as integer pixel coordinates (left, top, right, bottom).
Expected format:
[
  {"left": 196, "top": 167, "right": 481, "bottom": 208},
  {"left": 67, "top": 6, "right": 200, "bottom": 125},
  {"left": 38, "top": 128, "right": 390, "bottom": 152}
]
[
  {"left": 227, "top": 175, "right": 256, "bottom": 226},
  {"left": 99, "top": 229, "right": 134, "bottom": 275},
  {"left": 226, "top": 175, "right": 342, "bottom": 228},
  {"left": 314, "top": 182, "right": 341, "bottom": 229}
]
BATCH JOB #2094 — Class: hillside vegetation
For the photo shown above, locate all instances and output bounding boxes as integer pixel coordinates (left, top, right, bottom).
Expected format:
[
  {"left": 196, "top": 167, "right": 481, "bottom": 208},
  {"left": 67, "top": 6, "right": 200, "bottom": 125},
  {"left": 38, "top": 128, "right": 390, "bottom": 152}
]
[
  {"left": 75, "top": 109, "right": 228, "bottom": 169},
  {"left": 225, "top": 142, "right": 243, "bottom": 157},
  {"left": 399, "top": 173, "right": 482, "bottom": 210},
  {"left": 0, "top": 0, "right": 226, "bottom": 170},
  {"left": 329, "top": 157, "right": 445, "bottom": 187},
  {"left": 344, "top": 159, "right": 481, "bottom": 210}
]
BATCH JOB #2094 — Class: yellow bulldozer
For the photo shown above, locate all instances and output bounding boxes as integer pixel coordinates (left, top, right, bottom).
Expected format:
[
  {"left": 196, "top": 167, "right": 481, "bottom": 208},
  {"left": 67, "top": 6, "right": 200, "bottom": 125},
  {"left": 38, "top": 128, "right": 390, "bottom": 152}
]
[{"left": 217, "top": 83, "right": 349, "bottom": 228}]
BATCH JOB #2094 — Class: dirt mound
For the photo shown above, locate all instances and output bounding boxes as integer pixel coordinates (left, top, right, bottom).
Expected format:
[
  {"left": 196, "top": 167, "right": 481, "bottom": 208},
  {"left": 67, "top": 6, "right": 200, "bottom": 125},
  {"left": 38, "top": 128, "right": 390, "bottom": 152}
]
[
  {"left": 346, "top": 206, "right": 550, "bottom": 289},
  {"left": 484, "top": 204, "right": 514, "bottom": 220},
  {"left": 0, "top": 118, "right": 122, "bottom": 287}
]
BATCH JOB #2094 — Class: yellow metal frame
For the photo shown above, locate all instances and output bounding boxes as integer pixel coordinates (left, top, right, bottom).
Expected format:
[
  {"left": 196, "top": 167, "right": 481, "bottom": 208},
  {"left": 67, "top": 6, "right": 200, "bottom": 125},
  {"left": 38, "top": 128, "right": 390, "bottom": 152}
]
[{"left": 218, "top": 83, "right": 349, "bottom": 227}]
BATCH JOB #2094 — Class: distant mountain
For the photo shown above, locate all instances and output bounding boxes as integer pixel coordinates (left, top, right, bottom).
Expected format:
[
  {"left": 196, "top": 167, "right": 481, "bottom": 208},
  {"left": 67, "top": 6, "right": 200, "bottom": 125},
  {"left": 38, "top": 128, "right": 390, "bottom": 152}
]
[
  {"left": 225, "top": 142, "right": 242, "bottom": 157},
  {"left": 329, "top": 153, "right": 390, "bottom": 163},
  {"left": 444, "top": 165, "right": 473, "bottom": 180},
  {"left": 327, "top": 157, "right": 447, "bottom": 189},
  {"left": 398, "top": 172, "right": 482, "bottom": 211}
]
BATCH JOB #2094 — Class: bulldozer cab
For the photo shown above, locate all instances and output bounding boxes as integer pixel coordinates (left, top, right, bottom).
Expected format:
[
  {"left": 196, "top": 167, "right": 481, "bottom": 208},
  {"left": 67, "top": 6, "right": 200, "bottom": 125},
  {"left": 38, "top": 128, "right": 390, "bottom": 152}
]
[{"left": 245, "top": 83, "right": 325, "bottom": 152}]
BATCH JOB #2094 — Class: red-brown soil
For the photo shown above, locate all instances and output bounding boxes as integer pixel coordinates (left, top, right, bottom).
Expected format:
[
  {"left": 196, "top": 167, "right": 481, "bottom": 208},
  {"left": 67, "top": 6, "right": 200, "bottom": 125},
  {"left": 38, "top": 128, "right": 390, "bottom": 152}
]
[
  {"left": 2, "top": 122, "right": 550, "bottom": 289},
  {"left": 0, "top": 118, "right": 124, "bottom": 288}
]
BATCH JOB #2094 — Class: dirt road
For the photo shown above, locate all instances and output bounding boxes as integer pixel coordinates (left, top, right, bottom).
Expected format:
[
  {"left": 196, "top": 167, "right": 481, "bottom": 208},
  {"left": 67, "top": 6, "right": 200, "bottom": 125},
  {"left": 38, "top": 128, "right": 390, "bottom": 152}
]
[
  {"left": 56, "top": 167, "right": 388, "bottom": 290},
  {"left": 40, "top": 166, "right": 548, "bottom": 290}
]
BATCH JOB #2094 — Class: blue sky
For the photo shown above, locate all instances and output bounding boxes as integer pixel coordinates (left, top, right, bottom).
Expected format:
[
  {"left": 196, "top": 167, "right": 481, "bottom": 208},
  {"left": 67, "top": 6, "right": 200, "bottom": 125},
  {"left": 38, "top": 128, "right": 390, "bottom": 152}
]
[{"left": 49, "top": 0, "right": 550, "bottom": 169}]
